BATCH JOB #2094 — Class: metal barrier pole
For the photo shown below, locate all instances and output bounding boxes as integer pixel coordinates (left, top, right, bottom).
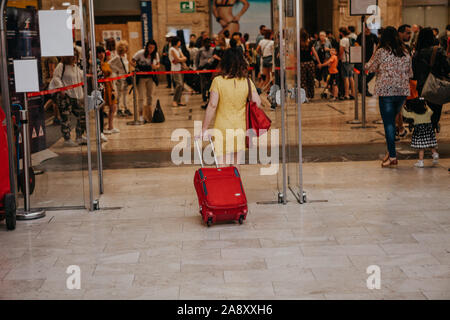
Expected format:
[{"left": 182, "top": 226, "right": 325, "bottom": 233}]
[
  {"left": 0, "top": 0, "right": 17, "bottom": 199},
  {"left": 351, "top": 17, "right": 376, "bottom": 130},
  {"left": 16, "top": 93, "right": 45, "bottom": 220},
  {"left": 361, "top": 15, "right": 367, "bottom": 128},
  {"left": 79, "top": 0, "right": 95, "bottom": 211},
  {"left": 88, "top": 0, "right": 104, "bottom": 196},
  {"left": 127, "top": 72, "right": 144, "bottom": 125},
  {"left": 347, "top": 72, "right": 361, "bottom": 124},
  {"left": 296, "top": 0, "right": 306, "bottom": 204},
  {"left": 278, "top": 0, "right": 287, "bottom": 205}
]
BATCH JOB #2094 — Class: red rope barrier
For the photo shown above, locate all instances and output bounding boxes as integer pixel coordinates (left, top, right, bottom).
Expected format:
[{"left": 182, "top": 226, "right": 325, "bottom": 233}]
[{"left": 27, "top": 67, "right": 255, "bottom": 98}]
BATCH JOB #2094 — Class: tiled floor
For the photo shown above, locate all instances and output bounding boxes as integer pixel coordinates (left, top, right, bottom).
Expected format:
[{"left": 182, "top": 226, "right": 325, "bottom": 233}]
[{"left": 1, "top": 160, "right": 449, "bottom": 300}]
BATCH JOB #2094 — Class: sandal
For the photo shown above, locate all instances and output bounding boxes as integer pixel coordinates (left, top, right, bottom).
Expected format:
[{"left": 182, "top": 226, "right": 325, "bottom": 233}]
[{"left": 381, "top": 158, "right": 398, "bottom": 168}]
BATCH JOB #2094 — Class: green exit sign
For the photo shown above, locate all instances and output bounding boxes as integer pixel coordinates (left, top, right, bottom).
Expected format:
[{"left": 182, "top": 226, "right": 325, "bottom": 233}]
[{"left": 180, "top": 1, "right": 195, "bottom": 13}]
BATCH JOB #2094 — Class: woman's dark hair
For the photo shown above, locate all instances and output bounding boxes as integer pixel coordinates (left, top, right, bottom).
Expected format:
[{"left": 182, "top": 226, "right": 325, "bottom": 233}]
[
  {"left": 407, "top": 98, "right": 427, "bottom": 115},
  {"left": 300, "top": 28, "right": 309, "bottom": 50},
  {"left": 105, "top": 38, "right": 116, "bottom": 52},
  {"left": 379, "top": 26, "right": 406, "bottom": 57},
  {"left": 144, "top": 39, "right": 158, "bottom": 61},
  {"left": 219, "top": 48, "right": 248, "bottom": 79},
  {"left": 96, "top": 46, "right": 106, "bottom": 62},
  {"left": 203, "top": 38, "right": 211, "bottom": 48},
  {"left": 171, "top": 36, "right": 181, "bottom": 47},
  {"left": 264, "top": 29, "right": 273, "bottom": 40},
  {"left": 223, "top": 30, "right": 230, "bottom": 38},
  {"left": 415, "top": 27, "right": 436, "bottom": 52}
]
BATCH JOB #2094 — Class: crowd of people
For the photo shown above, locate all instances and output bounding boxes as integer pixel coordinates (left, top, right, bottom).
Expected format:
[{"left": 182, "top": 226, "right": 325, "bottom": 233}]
[{"left": 40, "top": 21, "right": 449, "bottom": 171}]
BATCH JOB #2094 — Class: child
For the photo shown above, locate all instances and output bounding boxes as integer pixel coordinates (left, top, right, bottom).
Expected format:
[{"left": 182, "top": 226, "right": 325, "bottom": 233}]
[
  {"left": 318, "top": 48, "right": 339, "bottom": 101},
  {"left": 402, "top": 99, "right": 439, "bottom": 168}
]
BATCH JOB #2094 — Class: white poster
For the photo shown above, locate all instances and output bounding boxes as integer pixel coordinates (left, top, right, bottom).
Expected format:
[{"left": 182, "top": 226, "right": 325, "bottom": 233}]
[
  {"left": 350, "top": 46, "right": 362, "bottom": 64},
  {"left": 13, "top": 59, "right": 40, "bottom": 93},
  {"left": 102, "top": 30, "right": 123, "bottom": 43},
  {"left": 350, "top": 0, "right": 378, "bottom": 16},
  {"left": 38, "top": 10, "right": 74, "bottom": 57}
]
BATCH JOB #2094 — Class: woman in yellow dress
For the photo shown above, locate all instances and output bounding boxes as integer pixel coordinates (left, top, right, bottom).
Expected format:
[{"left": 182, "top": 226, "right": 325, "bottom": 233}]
[
  {"left": 201, "top": 48, "right": 261, "bottom": 170},
  {"left": 212, "top": 0, "right": 250, "bottom": 36}
]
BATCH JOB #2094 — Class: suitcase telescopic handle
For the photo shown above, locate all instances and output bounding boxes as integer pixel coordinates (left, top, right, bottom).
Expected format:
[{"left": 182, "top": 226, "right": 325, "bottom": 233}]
[{"left": 194, "top": 136, "right": 219, "bottom": 168}]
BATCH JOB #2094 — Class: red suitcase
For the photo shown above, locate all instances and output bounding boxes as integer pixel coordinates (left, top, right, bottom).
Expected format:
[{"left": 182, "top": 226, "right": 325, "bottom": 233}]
[{"left": 194, "top": 139, "right": 248, "bottom": 227}]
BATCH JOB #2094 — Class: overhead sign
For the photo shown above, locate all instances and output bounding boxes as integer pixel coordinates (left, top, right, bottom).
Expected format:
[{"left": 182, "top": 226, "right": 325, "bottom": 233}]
[
  {"left": 180, "top": 1, "right": 195, "bottom": 13},
  {"left": 350, "top": 0, "right": 378, "bottom": 16}
]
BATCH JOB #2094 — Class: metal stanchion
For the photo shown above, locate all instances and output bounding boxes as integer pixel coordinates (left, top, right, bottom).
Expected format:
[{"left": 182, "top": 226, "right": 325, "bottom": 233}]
[
  {"left": 347, "top": 72, "right": 361, "bottom": 124},
  {"left": 352, "top": 16, "right": 376, "bottom": 130},
  {"left": 127, "top": 72, "right": 144, "bottom": 126},
  {"left": 16, "top": 93, "right": 45, "bottom": 221}
]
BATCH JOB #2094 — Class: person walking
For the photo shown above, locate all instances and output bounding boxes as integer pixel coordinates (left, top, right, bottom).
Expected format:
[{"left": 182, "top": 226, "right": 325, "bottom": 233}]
[
  {"left": 256, "top": 29, "right": 274, "bottom": 92},
  {"left": 314, "top": 31, "right": 332, "bottom": 88},
  {"left": 200, "top": 48, "right": 261, "bottom": 170},
  {"left": 356, "top": 26, "right": 379, "bottom": 96},
  {"left": 196, "top": 38, "right": 215, "bottom": 104},
  {"left": 101, "top": 49, "right": 119, "bottom": 135},
  {"left": 366, "top": 26, "right": 413, "bottom": 168},
  {"left": 300, "top": 28, "right": 321, "bottom": 100},
  {"left": 402, "top": 101, "right": 438, "bottom": 168},
  {"left": 162, "top": 33, "right": 175, "bottom": 88},
  {"left": 50, "top": 50, "right": 86, "bottom": 147},
  {"left": 131, "top": 40, "right": 161, "bottom": 122},
  {"left": 169, "top": 36, "right": 188, "bottom": 108},
  {"left": 318, "top": 47, "right": 339, "bottom": 101},
  {"left": 339, "top": 27, "right": 356, "bottom": 100},
  {"left": 109, "top": 40, "right": 132, "bottom": 117},
  {"left": 413, "top": 27, "right": 450, "bottom": 134}
]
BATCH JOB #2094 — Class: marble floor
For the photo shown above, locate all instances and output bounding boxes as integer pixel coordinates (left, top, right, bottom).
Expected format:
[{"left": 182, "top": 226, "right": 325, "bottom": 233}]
[{"left": 1, "top": 159, "right": 449, "bottom": 300}]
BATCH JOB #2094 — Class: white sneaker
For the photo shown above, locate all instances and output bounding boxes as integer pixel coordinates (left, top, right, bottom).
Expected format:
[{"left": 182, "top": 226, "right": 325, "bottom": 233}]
[
  {"left": 414, "top": 160, "right": 424, "bottom": 168},
  {"left": 110, "top": 128, "right": 120, "bottom": 134},
  {"left": 103, "top": 129, "right": 112, "bottom": 135},
  {"left": 432, "top": 153, "right": 439, "bottom": 165},
  {"left": 101, "top": 133, "right": 108, "bottom": 142},
  {"left": 63, "top": 139, "right": 78, "bottom": 147}
]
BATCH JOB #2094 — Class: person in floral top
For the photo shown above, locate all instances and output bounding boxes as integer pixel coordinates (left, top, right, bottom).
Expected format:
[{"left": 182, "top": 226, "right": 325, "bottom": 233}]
[{"left": 366, "top": 26, "right": 413, "bottom": 168}]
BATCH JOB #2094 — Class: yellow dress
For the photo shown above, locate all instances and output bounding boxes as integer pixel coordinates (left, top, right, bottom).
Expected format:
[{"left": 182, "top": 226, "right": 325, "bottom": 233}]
[{"left": 210, "top": 76, "right": 256, "bottom": 156}]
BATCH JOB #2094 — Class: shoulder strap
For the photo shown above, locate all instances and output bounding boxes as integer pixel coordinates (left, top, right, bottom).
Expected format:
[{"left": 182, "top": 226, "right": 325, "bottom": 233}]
[
  {"left": 61, "top": 63, "right": 66, "bottom": 87},
  {"left": 247, "top": 78, "right": 252, "bottom": 102},
  {"left": 120, "top": 57, "right": 127, "bottom": 72},
  {"left": 430, "top": 46, "right": 438, "bottom": 68}
]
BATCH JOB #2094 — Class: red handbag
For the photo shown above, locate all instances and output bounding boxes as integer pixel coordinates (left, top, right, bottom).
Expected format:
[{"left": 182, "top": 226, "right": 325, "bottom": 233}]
[{"left": 246, "top": 78, "right": 271, "bottom": 147}]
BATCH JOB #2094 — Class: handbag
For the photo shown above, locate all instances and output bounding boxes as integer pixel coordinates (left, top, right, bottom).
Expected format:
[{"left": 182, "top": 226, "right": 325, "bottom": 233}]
[
  {"left": 421, "top": 46, "right": 450, "bottom": 105},
  {"left": 120, "top": 58, "right": 133, "bottom": 86},
  {"left": 246, "top": 78, "right": 271, "bottom": 147},
  {"left": 151, "top": 100, "right": 165, "bottom": 123}
]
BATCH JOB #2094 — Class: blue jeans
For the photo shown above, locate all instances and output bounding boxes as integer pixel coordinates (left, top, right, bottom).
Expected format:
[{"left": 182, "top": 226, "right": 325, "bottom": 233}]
[{"left": 379, "top": 96, "right": 407, "bottom": 158}]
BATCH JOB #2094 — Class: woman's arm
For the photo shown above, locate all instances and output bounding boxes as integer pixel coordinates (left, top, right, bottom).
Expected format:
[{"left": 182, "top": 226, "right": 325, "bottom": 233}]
[
  {"left": 365, "top": 48, "right": 381, "bottom": 73},
  {"left": 234, "top": 0, "right": 250, "bottom": 21},
  {"left": 202, "top": 91, "right": 219, "bottom": 134},
  {"left": 312, "top": 47, "right": 321, "bottom": 63},
  {"left": 171, "top": 49, "right": 187, "bottom": 64},
  {"left": 152, "top": 54, "right": 161, "bottom": 70}
]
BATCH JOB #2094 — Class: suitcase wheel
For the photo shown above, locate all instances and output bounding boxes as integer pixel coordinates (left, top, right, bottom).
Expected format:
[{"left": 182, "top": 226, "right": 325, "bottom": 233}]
[
  {"left": 238, "top": 215, "right": 245, "bottom": 225},
  {"left": 206, "top": 217, "right": 213, "bottom": 227}
]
